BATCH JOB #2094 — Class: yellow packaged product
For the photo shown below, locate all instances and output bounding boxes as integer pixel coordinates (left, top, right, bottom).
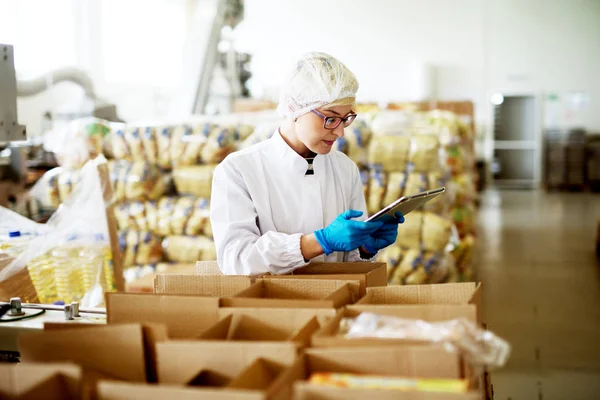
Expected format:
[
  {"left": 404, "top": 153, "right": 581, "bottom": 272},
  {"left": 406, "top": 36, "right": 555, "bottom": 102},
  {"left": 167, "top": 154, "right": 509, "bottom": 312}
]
[
  {"left": 201, "top": 126, "right": 236, "bottom": 164},
  {"left": 404, "top": 173, "right": 429, "bottom": 197},
  {"left": 376, "top": 245, "right": 403, "bottom": 279},
  {"left": 136, "top": 230, "right": 164, "bottom": 265},
  {"left": 185, "top": 198, "right": 211, "bottom": 236},
  {"left": 141, "top": 127, "right": 158, "bottom": 164},
  {"left": 409, "top": 135, "right": 440, "bottom": 172},
  {"left": 156, "top": 126, "right": 173, "bottom": 169},
  {"left": 173, "top": 165, "right": 215, "bottom": 198},
  {"left": 308, "top": 373, "right": 469, "bottom": 393},
  {"left": 382, "top": 172, "right": 407, "bottom": 208},
  {"left": 180, "top": 123, "right": 211, "bottom": 165},
  {"left": 124, "top": 127, "right": 144, "bottom": 161},
  {"left": 390, "top": 248, "right": 422, "bottom": 285},
  {"left": 405, "top": 266, "right": 429, "bottom": 285},
  {"left": 129, "top": 201, "right": 148, "bottom": 231},
  {"left": 170, "top": 197, "right": 195, "bottom": 235},
  {"left": 156, "top": 197, "right": 176, "bottom": 236},
  {"left": 395, "top": 211, "right": 423, "bottom": 250},
  {"left": 57, "top": 170, "right": 78, "bottom": 203},
  {"left": 360, "top": 169, "right": 370, "bottom": 202},
  {"left": 110, "top": 129, "right": 130, "bottom": 160},
  {"left": 367, "top": 169, "right": 387, "bottom": 215},
  {"left": 422, "top": 213, "right": 453, "bottom": 253},
  {"left": 163, "top": 235, "right": 216, "bottom": 263},
  {"left": 30, "top": 167, "right": 62, "bottom": 209},
  {"left": 367, "top": 135, "right": 410, "bottom": 172},
  {"left": 114, "top": 203, "right": 133, "bottom": 231},
  {"left": 145, "top": 200, "right": 159, "bottom": 233},
  {"left": 169, "top": 125, "right": 189, "bottom": 164}
]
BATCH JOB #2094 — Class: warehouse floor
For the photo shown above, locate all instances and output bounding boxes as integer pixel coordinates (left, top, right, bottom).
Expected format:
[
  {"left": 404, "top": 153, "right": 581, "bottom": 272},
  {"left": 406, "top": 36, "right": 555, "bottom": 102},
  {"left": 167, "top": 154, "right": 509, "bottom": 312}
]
[{"left": 476, "top": 189, "right": 600, "bottom": 399}]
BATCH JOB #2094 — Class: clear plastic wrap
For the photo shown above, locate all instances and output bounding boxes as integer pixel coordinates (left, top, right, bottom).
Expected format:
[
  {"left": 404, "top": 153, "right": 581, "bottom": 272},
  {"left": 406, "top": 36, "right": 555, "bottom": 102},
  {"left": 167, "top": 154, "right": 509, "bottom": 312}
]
[
  {"left": 370, "top": 110, "right": 415, "bottom": 136},
  {"left": 172, "top": 165, "right": 215, "bottom": 198},
  {"left": 113, "top": 196, "right": 211, "bottom": 237},
  {"left": 43, "top": 118, "right": 112, "bottom": 169},
  {"left": 162, "top": 235, "right": 216, "bottom": 263},
  {"left": 0, "top": 157, "right": 116, "bottom": 306},
  {"left": 341, "top": 313, "right": 511, "bottom": 368}
]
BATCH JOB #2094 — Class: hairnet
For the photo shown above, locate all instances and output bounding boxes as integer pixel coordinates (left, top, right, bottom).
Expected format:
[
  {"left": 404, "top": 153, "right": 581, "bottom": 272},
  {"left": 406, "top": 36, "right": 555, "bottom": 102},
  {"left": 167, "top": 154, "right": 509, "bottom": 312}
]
[{"left": 277, "top": 52, "right": 359, "bottom": 119}]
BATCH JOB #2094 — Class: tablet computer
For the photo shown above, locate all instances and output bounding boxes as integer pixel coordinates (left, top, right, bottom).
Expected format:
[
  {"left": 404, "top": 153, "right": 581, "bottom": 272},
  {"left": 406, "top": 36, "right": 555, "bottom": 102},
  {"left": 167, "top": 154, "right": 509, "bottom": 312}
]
[{"left": 365, "top": 187, "right": 446, "bottom": 222}]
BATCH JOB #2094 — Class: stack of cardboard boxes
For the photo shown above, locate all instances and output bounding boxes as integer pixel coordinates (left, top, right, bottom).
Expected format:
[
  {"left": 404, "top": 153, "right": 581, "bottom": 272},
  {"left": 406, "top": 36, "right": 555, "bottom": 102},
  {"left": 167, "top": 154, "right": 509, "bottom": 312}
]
[{"left": 4, "top": 262, "right": 494, "bottom": 400}]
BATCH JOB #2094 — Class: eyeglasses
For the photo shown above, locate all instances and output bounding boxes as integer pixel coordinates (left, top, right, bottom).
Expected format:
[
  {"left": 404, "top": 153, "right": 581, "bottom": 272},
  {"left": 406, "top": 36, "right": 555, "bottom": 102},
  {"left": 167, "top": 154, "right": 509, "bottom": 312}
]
[{"left": 310, "top": 109, "right": 357, "bottom": 130}]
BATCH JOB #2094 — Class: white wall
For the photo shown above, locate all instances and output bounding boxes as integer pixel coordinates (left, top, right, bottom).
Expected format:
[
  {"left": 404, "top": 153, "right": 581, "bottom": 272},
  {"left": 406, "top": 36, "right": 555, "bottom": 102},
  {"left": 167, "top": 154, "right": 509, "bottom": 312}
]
[
  {"left": 237, "top": 0, "right": 600, "bottom": 136},
  {"left": 6, "top": 0, "right": 600, "bottom": 157}
]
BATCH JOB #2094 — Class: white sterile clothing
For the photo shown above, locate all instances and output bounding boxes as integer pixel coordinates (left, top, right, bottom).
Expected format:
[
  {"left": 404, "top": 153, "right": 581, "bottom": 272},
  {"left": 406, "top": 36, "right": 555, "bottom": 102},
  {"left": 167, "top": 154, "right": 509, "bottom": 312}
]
[{"left": 210, "top": 130, "right": 368, "bottom": 275}]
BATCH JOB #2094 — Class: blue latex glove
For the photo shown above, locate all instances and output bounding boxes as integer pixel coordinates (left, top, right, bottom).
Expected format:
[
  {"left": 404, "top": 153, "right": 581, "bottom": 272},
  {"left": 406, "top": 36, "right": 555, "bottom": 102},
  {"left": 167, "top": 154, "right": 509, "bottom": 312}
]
[
  {"left": 362, "top": 212, "right": 405, "bottom": 254},
  {"left": 315, "top": 210, "right": 383, "bottom": 256}
]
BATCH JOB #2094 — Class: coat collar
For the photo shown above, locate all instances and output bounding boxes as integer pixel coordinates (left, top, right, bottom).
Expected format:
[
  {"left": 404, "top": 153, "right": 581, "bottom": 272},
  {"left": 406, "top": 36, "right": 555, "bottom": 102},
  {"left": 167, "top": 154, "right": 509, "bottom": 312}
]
[{"left": 270, "top": 129, "right": 326, "bottom": 176}]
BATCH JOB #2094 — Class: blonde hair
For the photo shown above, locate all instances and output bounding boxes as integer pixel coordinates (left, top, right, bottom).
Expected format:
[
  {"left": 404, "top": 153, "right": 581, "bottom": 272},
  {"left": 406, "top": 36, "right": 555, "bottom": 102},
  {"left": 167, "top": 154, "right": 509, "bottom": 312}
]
[{"left": 324, "top": 96, "right": 357, "bottom": 111}]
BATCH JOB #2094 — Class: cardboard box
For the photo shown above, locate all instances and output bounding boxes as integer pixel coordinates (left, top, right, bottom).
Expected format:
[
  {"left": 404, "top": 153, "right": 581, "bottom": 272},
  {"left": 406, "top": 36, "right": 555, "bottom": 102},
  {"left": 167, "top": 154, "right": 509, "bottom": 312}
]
[
  {"left": 218, "top": 307, "right": 336, "bottom": 330},
  {"left": 154, "top": 275, "right": 253, "bottom": 296},
  {"left": 292, "top": 347, "right": 479, "bottom": 400},
  {"left": 264, "top": 262, "right": 387, "bottom": 296},
  {"left": 126, "top": 263, "right": 197, "bottom": 293},
  {"left": 156, "top": 341, "right": 298, "bottom": 384},
  {"left": 0, "top": 363, "right": 81, "bottom": 400},
  {"left": 18, "top": 324, "right": 154, "bottom": 383},
  {"left": 199, "top": 310, "right": 320, "bottom": 346},
  {"left": 351, "top": 283, "right": 482, "bottom": 324},
  {"left": 221, "top": 279, "right": 358, "bottom": 309},
  {"left": 106, "top": 292, "right": 219, "bottom": 339},
  {"left": 313, "top": 308, "right": 478, "bottom": 348},
  {"left": 97, "top": 357, "right": 297, "bottom": 400}
]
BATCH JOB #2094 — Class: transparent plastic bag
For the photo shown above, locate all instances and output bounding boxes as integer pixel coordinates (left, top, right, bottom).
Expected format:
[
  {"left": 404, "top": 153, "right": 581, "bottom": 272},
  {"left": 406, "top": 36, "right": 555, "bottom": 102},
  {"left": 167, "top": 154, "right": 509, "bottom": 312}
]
[
  {"left": 43, "top": 118, "right": 112, "bottom": 169},
  {"left": 0, "top": 157, "right": 117, "bottom": 307},
  {"left": 370, "top": 111, "right": 414, "bottom": 136},
  {"left": 341, "top": 313, "right": 511, "bottom": 368}
]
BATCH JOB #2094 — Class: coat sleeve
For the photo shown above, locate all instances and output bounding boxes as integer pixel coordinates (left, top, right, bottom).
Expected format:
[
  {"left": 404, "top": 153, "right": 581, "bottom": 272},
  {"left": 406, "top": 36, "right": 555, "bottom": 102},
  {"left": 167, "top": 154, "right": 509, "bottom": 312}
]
[
  {"left": 345, "top": 163, "right": 373, "bottom": 263},
  {"left": 210, "top": 160, "right": 308, "bottom": 275}
]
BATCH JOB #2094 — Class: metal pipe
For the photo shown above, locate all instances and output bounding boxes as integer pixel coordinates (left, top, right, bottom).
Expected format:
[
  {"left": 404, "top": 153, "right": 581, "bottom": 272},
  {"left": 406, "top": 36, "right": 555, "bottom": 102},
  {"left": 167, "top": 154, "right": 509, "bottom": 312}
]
[{"left": 16, "top": 66, "right": 96, "bottom": 99}]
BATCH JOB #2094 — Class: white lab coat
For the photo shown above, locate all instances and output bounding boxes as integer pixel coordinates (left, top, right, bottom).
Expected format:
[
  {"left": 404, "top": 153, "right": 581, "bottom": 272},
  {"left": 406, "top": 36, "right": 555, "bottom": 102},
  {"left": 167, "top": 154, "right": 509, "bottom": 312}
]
[{"left": 210, "top": 130, "right": 368, "bottom": 275}]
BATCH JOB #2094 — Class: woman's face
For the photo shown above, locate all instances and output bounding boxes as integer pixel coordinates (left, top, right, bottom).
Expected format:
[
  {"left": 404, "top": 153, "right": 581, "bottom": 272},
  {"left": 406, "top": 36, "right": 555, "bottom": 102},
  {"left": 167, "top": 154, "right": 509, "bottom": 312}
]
[{"left": 295, "top": 104, "right": 354, "bottom": 155}]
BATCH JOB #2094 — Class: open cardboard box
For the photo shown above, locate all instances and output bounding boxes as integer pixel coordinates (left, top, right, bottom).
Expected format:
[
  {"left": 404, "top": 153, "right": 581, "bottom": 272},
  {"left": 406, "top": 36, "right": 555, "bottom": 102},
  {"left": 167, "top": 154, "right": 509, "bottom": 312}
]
[
  {"left": 105, "top": 292, "right": 220, "bottom": 339},
  {"left": 291, "top": 347, "right": 480, "bottom": 400},
  {"left": 156, "top": 340, "right": 299, "bottom": 385},
  {"left": 312, "top": 308, "right": 476, "bottom": 348},
  {"left": 218, "top": 307, "right": 336, "bottom": 331},
  {"left": 154, "top": 275, "right": 253, "bottom": 296},
  {"left": 220, "top": 279, "right": 359, "bottom": 309},
  {"left": 264, "top": 262, "right": 387, "bottom": 297},
  {"left": 199, "top": 308, "right": 325, "bottom": 346},
  {"left": 0, "top": 363, "right": 81, "bottom": 400},
  {"left": 351, "top": 283, "right": 482, "bottom": 324},
  {"left": 97, "top": 357, "right": 297, "bottom": 400}
]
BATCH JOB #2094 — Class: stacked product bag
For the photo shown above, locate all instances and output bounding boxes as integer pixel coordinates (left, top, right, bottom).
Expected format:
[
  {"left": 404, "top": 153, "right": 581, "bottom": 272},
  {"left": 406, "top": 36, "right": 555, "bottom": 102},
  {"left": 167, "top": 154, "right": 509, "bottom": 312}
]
[
  {"left": 28, "top": 116, "right": 255, "bottom": 283},
  {"left": 0, "top": 158, "right": 116, "bottom": 306}
]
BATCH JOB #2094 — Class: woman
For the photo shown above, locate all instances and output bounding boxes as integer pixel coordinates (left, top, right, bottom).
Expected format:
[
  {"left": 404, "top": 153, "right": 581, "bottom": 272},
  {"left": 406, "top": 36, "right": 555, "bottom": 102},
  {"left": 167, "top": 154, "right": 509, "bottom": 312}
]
[{"left": 210, "top": 52, "right": 403, "bottom": 275}]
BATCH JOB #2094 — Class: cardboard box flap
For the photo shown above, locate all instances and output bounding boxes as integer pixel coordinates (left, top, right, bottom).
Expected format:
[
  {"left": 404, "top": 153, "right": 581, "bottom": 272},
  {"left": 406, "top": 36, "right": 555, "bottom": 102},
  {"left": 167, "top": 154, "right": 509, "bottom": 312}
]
[
  {"left": 217, "top": 308, "right": 331, "bottom": 338},
  {"left": 156, "top": 341, "right": 298, "bottom": 384},
  {"left": 97, "top": 381, "right": 264, "bottom": 400},
  {"left": 227, "top": 359, "right": 283, "bottom": 391},
  {"left": 257, "top": 279, "right": 357, "bottom": 302},
  {"left": 305, "top": 346, "right": 461, "bottom": 378},
  {"left": 106, "top": 292, "right": 219, "bottom": 339},
  {"left": 187, "top": 370, "right": 231, "bottom": 387},
  {"left": 294, "top": 383, "right": 480, "bottom": 400},
  {"left": 364, "top": 283, "right": 480, "bottom": 305},
  {"left": 19, "top": 324, "right": 147, "bottom": 382},
  {"left": 154, "top": 275, "right": 253, "bottom": 296},
  {"left": 0, "top": 363, "right": 81, "bottom": 400},
  {"left": 348, "top": 304, "right": 478, "bottom": 323},
  {"left": 265, "top": 263, "right": 387, "bottom": 296},
  {"left": 195, "top": 261, "right": 222, "bottom": 276},
  {"left": 218, "top": 307, "right": 335, "bottom": 330}
]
